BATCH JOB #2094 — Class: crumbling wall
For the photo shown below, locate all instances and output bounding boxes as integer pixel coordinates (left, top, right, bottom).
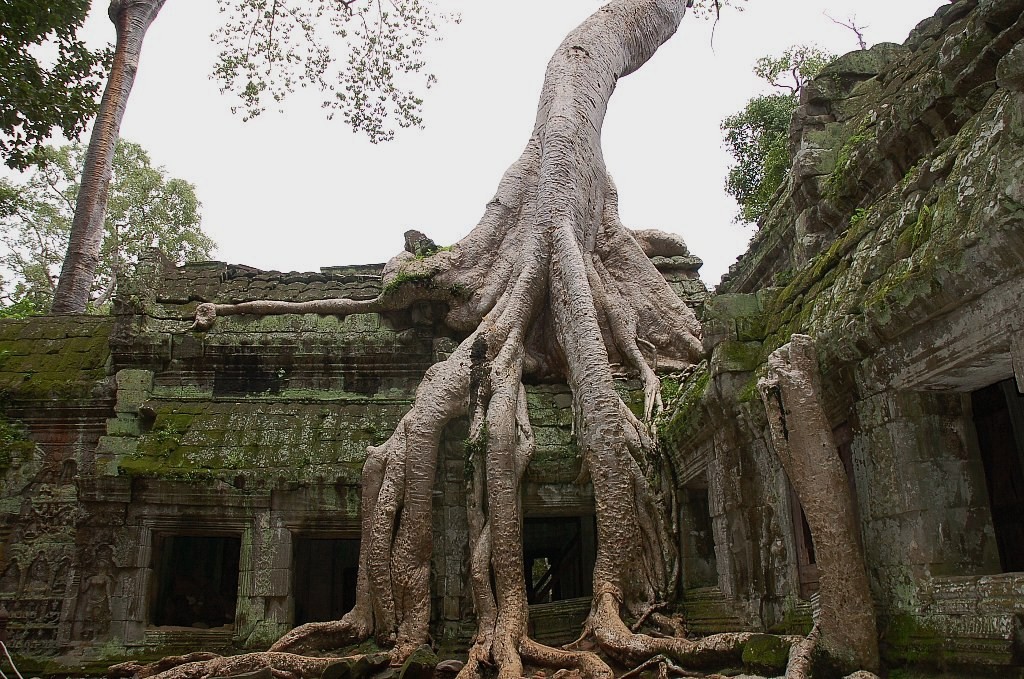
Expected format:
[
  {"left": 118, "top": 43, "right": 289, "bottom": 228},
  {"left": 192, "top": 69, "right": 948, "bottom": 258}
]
[
  {"left": 661, "top": 0, "right": 1024, "bottom": 672},
  {"left": 0, "top": 316, "right": 114, "bottom": 662},
  {"left": 0, "top": 244, "right": 704, "bottom": 671}
]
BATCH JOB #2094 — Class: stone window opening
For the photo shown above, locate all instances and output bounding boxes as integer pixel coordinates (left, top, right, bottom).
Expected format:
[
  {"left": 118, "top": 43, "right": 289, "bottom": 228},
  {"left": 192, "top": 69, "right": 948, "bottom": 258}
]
[
  {"left": 971, "top": 378, "right": 1024, "bottom": 573},
  {"left": 149, "top": 534, "right": 241, "bottom": 629},
  {"left": 292, "top": 536, "right": 359, "bottom": 625},
  {"left": 523, "top": 516, "right": 595, "bottom": 604}
]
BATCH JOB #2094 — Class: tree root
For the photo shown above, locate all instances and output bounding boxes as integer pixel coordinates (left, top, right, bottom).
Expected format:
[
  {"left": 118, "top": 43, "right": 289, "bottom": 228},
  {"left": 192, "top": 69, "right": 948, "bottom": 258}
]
[
  {"left": 758, "top": 335, "right": 879, "bottom": 673},
  {"left": 128, "top": 652, "right": 341, "bottom": 679},
  {"left": 140, "top": 3, "right": 883, "bottom": 679},
  {"left": 109, "top": 653, "right": 221, "bottom": 679},
  {"left": 617, "top": 655, "right": 706, "bottom": 679},
  {"left": 269, "top": 618, "right": 369, "bottom": 655}
]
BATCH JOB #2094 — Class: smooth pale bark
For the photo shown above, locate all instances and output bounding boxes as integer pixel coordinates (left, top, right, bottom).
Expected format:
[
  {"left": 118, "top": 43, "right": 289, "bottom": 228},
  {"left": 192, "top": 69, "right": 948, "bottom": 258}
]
[
  {"left": 758, "top": 334, "right": 880, "bottom": 673},
  {"left": 51, "top": 0, "right": 166, "bottom": 313}
]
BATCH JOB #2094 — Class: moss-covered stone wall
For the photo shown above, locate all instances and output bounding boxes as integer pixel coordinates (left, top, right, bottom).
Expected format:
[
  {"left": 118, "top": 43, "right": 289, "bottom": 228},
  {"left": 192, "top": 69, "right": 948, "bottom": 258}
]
[
  {"left": 661, "top": 0, "right": 1024, "bottom": 673},
  {"left": 0, "top": 242, "right": 705, "bottom": 672}
]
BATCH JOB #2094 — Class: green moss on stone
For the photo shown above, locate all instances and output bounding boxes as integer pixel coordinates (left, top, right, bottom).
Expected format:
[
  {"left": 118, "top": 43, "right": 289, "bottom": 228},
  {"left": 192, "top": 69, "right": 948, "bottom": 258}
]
[
  {"left": 660, "top": 375, "right": 683, "bottom": 404},
  {"left": 0, "top": 318, "right": 112, "bottom": 401},
  {"left": 398, "top": 645, "right": 438, "bottom": 679},
  {"left": 896, "top": 204, "right": 934, "bottom": 258},
  {"left": 880, "top": 613, "right": 944, "bottom": 666},
  {"left": 711, "top": 340, "right": 763, "bottom": 374},
  {"left": 659, "top": 363, "right": 711, "bottom": 447},
  {"left": 0, "top": 413, "right": 35, "bottom": 473},
  {"left": 381, "top": 270, "right": 437, "bottom": 295},
  {"left": 742, "top": 633, "right": 791, "bottom": 675},
  {"left": 823, "top": 117, "right": 874, "bottom": 200}
]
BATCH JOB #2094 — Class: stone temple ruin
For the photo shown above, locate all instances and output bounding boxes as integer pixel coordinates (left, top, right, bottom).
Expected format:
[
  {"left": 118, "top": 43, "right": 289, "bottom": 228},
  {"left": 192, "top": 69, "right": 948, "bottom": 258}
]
[{"left": 0, "top": 0, "right": 1023, "bottom": 675}]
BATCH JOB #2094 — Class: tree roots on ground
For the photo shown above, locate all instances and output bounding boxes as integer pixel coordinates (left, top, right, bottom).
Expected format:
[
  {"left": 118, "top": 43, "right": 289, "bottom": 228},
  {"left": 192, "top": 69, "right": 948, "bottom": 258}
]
[{"left": 125, "top": 2, "right": 879, "bottom": 678}]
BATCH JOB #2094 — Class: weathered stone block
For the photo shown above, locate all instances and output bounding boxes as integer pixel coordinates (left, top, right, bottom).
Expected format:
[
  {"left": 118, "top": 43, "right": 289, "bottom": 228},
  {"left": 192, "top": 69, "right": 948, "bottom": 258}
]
[
  {"left": 267, "top": 568, "right": 290, "bottom": 596},
  {"left": 238, "top": 569, "right": 255, "bottom": 597},
  {"left": 939, "top": 15, "right": 997, "bottom": 79},
  {"left": 398, "top": 646, "right": 438, "bottom": 679},
  {"left": 710, "top": 341, "right": 762, "bottom": 375},
  {"left": 703, "top": 293, "right": 761, "bottom": 322},
  {"left": 106, "top": 414, "right": 141, "bottom": 437},
  {"left": 742, "top": 633, "right": 790, "bottom": 675},
  {"left": 115, "top": 389, "right": 150, "bottom": 414},
  {"left": 979, "top": 0, "right": 1024, "bottom": 29},
  {"left": 97, "top": 435, "right": 139, "bottom": 459}
]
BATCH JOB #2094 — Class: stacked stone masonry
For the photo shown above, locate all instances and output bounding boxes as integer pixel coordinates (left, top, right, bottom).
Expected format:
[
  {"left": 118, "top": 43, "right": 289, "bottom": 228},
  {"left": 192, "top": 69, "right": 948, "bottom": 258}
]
[
  {"left": 664, "top": 0, "right": 1024, "bottom": 674},
  {"left": 1, "top": 0, "right": 1023, "bottom": 675},
  {"left": 0, "top": 247, "right": 705, "bottom": 673}
]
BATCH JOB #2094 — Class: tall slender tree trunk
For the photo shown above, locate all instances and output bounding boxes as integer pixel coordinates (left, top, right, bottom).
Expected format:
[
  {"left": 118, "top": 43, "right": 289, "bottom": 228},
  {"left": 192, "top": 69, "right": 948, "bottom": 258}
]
[
  {"left": 759, "top": 334, "right": 880, "bottom": 674},
  {"left": 50, "top": 0, "right": 166, "bottom": 313}
]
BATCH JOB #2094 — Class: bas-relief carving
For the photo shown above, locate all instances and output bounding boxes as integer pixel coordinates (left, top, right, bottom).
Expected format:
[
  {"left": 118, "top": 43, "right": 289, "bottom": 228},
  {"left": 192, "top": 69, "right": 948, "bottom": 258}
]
[
  {"left": 0, "top": 544, "right": 73, "bottom": 646},
  {"left": 74, "top": 545, "right": 116, "bottom": 642},
  {"left": 0, "top": 464, "right": 85, "bottom": 647}
]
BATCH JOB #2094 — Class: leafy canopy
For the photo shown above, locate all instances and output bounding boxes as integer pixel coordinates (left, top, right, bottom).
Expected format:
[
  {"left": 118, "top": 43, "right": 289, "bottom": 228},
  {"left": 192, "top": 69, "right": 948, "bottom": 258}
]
[
  {"left": 213, "top": 0, "right": 459, "bottom": 143},
  {"left": 753, "top": 45, "right": 836, "bottom": 94},
  {"left": 722, "top": 45, "right": 834, "bottom": 225},
  {"left": 0, "top": 141, "right": 214, "bottom": 313},
  {"left": 0, "top": 0, "right": 111, "bottom": 170}
]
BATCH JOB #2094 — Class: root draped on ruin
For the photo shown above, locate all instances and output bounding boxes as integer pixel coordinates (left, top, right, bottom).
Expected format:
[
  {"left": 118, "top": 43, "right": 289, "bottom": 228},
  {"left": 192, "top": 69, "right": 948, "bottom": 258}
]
[{"left": 135, "top": 2, "right": 878, "bottom": 678}]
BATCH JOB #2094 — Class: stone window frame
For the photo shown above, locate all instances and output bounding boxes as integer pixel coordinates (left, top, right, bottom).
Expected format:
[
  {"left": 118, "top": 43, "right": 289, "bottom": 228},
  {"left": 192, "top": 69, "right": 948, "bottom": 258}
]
[{"left": 135, "top": 515, "right": 249, "bottom": 645}]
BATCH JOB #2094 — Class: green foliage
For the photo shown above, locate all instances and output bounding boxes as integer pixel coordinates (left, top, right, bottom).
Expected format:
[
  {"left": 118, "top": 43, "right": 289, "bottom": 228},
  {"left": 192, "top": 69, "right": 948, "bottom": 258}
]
[
  {"left": 849, "top": 207, "right": 869, "bottom": 228},
  {"left": 0, "top": 297, "right": 39, "bottom": 319},
  {"left": 212, "top": 0, "right": 459, "bottom": 143},
  {"left": 0, "top": 140, "right": 214, "bottom": 312},
  {"left": 722, "top": 45, "right": 835, "bottom": 225},
  {"left": 753, "top": 45, "right": 835, "bottom": 94},
  {"left": 722, "top": 93, "right": 797, "bottom": 224},
  {"left": 0, "top": 0, "right": 111, "bottom": 170}
]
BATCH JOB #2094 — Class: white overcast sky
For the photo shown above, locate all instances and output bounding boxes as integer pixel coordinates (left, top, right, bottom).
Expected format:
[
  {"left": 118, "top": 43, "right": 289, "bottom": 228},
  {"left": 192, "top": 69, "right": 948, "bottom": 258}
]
[{"left": 76, "top": 0, "right": 946, "bottom": 287}]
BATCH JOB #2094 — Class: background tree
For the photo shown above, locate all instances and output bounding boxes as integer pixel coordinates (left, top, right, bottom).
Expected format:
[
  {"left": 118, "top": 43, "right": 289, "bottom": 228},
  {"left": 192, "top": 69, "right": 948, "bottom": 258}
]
[
  {"left": 0, "top": 0, "right": 111, "bottom": 170},
  {"left": 1, "top": 139, "right": 212, "bottom": 313},
  {"left": 51, "top": 0, "right": 454, "bottom": 313},
  {"left": 722, "top": 44, "right": 834, "bottom": 224}
]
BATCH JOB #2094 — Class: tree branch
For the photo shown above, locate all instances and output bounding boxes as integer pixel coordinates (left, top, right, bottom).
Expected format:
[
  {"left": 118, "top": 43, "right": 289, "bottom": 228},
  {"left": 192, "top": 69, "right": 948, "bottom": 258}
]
[{"left": 824, "top": 11, "right": 867, "bottom": 50}]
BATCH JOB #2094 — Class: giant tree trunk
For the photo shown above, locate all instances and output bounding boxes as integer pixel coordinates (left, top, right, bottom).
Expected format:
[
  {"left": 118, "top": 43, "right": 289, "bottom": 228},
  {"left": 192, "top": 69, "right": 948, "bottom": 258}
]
[
  {"left": 124, "top": 3, "right": 878, "bottom": 679},
  {"left": 758, "top": 334, "right": 880, "bottom": 674},
  {"left": 51, "top": 0, "right": 166, "bottom": 313}
]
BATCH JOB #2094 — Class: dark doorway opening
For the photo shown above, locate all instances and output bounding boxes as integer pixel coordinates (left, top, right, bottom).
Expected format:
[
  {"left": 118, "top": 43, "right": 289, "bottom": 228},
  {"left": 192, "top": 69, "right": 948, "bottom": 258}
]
[
  {"left": 523, "top": 517, "right": 595, "bottom": 604},
  {"left": 681, "top": 485, "right": 717, "bottom": 588},
  {"left": 151, "top": 534, "right": 240, "bottom": 628},
  {"left": 293, "top": 537, "right": 359, "bottom": 625},
  {"left": 972, "top": 379, "right": 1024, "bottom": 572}
]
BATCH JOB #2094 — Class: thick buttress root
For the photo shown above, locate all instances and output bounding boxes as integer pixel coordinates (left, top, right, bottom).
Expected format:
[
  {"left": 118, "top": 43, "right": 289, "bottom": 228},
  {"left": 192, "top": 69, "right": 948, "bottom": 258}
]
[{"left": 129, "top": 2, "right": 879, "bottom": 679}]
